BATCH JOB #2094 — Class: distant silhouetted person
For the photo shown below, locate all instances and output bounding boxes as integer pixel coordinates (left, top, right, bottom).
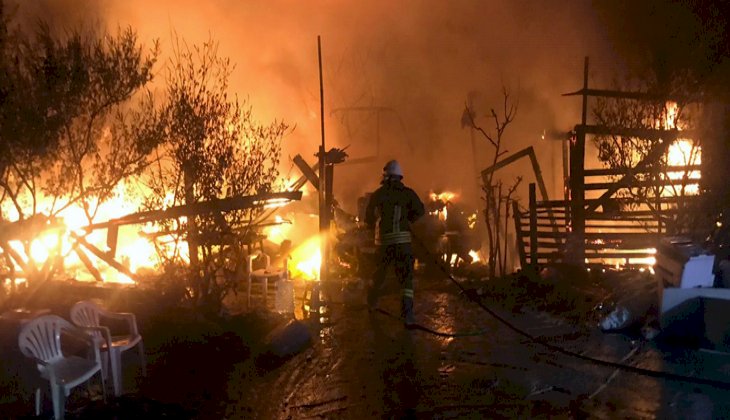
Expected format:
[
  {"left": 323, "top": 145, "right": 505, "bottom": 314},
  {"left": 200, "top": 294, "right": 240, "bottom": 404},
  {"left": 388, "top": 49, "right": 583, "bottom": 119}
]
[{"left": 365, "top": 160, "right": 425, "bottom": 327}]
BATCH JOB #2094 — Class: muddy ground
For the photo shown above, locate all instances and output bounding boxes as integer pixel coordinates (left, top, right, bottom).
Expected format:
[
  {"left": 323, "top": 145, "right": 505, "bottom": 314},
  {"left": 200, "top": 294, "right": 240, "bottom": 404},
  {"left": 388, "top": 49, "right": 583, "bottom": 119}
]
[{"left": 2, "top": 267, "right": 730, "bottom": 419}]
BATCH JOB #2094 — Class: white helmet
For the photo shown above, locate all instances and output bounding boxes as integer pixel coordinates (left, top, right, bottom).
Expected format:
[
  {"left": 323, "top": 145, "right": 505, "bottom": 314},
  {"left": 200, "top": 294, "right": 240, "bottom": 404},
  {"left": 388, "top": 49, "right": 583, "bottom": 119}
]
[{"left": 383, "top": 160, "right": 403, "bottom": 178}]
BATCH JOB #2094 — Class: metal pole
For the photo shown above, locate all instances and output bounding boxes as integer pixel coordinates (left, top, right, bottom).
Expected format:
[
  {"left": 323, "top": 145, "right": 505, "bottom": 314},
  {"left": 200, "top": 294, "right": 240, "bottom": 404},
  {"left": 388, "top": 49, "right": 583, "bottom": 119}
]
[{"left": 317, "top": 36, "right": 328, "bottom": 284}]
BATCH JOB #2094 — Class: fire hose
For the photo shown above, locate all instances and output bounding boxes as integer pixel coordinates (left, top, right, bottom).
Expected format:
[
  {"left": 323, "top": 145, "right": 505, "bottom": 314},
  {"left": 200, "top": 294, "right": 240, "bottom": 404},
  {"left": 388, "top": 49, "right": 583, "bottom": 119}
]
[{"left": 395, "top": 233, "right": 730, "bottom": 391}]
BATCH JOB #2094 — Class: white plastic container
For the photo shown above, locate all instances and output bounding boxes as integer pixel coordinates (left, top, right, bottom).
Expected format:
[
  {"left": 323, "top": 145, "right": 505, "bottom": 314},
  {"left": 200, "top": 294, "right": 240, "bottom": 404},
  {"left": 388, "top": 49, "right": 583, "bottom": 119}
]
[{"left": 274, "top": 279, "right": 295, "bottom": 313}]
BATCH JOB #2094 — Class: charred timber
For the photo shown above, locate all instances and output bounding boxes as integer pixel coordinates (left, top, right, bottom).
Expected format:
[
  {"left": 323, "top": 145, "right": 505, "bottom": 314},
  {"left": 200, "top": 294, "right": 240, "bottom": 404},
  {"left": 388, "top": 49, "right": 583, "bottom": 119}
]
[
  {"left": 83, "top": 191, "right": 302, "bottom": 232},
  {"left": 72, "top": 233, "right": 140, "bottom": 283},
  {"left": 562, "top": 88, "right": 696, "bottom": 103}
]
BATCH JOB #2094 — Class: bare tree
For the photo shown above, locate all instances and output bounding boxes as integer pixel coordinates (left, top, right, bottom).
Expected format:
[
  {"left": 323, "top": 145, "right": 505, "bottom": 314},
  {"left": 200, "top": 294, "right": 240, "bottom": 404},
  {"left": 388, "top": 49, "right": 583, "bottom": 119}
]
[{"left": 464, "top": 86, "right": 519, "bottom": 279}]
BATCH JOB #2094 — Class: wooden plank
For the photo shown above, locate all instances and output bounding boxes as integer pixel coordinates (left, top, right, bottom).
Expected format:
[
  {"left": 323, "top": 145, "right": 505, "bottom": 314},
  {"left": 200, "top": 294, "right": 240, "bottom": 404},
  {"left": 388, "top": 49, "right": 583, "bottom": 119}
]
[
  {"left": 535, "top": 251, "right": 655, "bottom": 260},
  {"left": 481, "top": 147, "right": 560, "bottom": 237},
  {"left": 293, "top": 154, "right": 320, "bottom": 190},
  {"left": 562, "top": 87, "right": 692, "bottom": 103},
  {"left": 482, "top": 147, "right": 533, "bottom": 178},
  {"left": 73, "top": 234, "right": 140, "bottom": 283},
  {"left": 585, "top": 164, "right": 701, "bottom": 177},
  {"left": 577, "top": 124, "right": 693, "bottom": 141},
  {"left": 73, "top": 244, "right": 104, "bottom": 282},
  {"left": 84, "top": 190, "right": 303, "bottom": 231},
  {"left": 518, "top": 230, "right": 662, "bottom": 240},
  {"left": 586, "top": 178, "right": 701, "bottom": 190},
  {"left": 517, "top": 214, "right": 661, "bottom": 224}
]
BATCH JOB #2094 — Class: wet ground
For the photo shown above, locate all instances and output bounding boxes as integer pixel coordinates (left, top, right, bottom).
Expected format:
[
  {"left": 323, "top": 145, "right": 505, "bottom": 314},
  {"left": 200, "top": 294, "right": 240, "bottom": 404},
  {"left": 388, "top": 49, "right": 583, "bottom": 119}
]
[
  {"left": 224, "top": 274, "right": 730, "bottom": 419},
  {"left": 4, "top": 271, "right": 730, "bottom": 419}
]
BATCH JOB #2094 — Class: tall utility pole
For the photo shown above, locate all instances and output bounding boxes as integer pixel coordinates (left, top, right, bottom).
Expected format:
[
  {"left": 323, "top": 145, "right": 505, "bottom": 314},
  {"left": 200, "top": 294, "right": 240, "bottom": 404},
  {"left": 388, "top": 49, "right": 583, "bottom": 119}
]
[{"left": 317, "top": 36, "right": 328, "bottom": 284}]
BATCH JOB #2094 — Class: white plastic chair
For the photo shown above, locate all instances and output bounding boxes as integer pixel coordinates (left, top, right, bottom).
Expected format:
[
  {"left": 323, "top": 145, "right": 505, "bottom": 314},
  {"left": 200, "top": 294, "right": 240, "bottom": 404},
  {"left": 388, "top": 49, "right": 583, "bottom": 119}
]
[
  {"left": 69, "top": 300, "right": 146, "bottom": 397},
  {"left": 247, "top": 251, "right": 289, "bottom": 308},
  {"left": 18, "top": 314, "right": 106, "bottom": 420}
]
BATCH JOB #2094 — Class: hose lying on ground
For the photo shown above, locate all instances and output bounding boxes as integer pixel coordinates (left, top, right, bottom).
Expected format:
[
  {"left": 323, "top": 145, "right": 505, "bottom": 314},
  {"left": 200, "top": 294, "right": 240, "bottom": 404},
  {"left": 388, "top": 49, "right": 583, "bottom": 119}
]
[{"left": 408, "top": 233, "right": 730, "bottom": 390}]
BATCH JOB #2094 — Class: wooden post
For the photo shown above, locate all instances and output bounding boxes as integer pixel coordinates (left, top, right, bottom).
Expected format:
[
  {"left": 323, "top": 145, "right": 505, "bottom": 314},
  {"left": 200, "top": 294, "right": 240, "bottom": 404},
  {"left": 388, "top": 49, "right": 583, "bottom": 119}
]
[
  {"left": 325, "top": 164, "right": 334, "bottom": 221},
  {"left": 317, "top": 36, "right": 328, "bottom": 284},
  {"left": 562, "top": 135, "right": 570, "bottom": 204},
  {"left": 325, "top": 163, "right": 334, "bottom": 275},
  {"left": 529, "top": 183, "right": 538, "bottom": 267},
  {"left": 568, "top": 57, "right": 588, "bottom": 266},
  {"left": 183, "top": 168, "right": 201, "bottom": 299},
  {"left": 512, "top": 201, "right": 527, "bottom": 269}
]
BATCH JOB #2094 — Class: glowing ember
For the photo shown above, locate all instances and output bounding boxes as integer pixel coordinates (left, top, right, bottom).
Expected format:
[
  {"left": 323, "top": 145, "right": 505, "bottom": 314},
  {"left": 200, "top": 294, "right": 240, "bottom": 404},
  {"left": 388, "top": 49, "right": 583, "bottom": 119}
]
[
  {"left": 429, "top": 191, "right": 457, "bottom": 202},
  {"left": 429, "top": 191, "right": 457, "bottom": 221},
  {"left": 469, "top": 250, "right": 480, "bottom": 262}
]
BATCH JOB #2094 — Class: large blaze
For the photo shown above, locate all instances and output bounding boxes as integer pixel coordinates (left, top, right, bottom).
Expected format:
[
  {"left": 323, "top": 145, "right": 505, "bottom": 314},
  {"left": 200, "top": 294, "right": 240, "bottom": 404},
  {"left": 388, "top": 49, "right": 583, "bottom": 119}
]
[
  {"left": 2, "top": 183, "right": 180, "bottom": 284},
  {"left": 662, "top": 102, "right": 701, "bottom": 196},
  {"left": 594, "top": 102, "right": 699, "bottom": 271}
]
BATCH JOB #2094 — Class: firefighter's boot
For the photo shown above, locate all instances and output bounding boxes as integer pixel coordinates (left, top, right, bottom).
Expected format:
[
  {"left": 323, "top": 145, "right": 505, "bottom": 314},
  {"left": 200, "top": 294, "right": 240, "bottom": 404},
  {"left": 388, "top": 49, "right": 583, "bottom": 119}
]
[{"left": 402, "top": 297, "right": 415, "bottom": 328}]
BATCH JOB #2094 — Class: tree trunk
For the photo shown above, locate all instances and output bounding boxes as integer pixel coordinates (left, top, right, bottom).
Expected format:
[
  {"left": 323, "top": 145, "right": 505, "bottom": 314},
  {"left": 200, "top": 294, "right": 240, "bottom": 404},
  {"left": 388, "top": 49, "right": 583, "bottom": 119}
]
[{"left": 183, "top": 168, "right": 202, "bottom": 305}]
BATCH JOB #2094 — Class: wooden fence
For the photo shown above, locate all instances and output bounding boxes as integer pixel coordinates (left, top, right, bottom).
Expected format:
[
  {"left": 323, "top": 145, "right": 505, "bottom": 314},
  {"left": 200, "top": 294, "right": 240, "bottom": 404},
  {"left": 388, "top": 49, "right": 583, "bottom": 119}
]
[{"left": 513, "top": 170, "right": 700, "bottom": 269}]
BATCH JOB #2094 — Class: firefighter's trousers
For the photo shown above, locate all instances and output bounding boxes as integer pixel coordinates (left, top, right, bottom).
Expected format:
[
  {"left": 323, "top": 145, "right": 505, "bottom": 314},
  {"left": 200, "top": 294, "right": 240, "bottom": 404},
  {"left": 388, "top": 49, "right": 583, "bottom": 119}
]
[{"left": 369, "top": 242, "right": 415, "bottom": 323}]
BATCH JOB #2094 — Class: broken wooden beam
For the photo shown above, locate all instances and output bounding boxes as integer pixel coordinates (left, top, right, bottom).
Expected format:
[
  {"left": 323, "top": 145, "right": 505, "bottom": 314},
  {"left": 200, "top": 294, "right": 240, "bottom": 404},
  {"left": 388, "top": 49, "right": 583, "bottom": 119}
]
[
  {"left": 293, "top": 154, "right": 320, "bottom": 190},
  {"left": 72, "top": 233, "right": 140, "bottom": 283},
  {"left": 562, "top": 87, "right": 694, "bottom": 103},
  {"left": 73, "top": 244, "right": 105, "bottom": 282},
  {"left": 84, "top": 190, "right": 302, "bottom": 232}
]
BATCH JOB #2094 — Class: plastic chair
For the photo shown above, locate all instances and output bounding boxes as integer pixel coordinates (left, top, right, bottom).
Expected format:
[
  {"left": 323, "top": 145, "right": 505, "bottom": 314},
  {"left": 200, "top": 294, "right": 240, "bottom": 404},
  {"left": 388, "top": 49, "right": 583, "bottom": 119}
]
[
  {"left": 69, "top": 300, "right": 146, "bottom": 397},
  {"left": 247, "top": 251, "right": 289, "bottom": 308},
  {"left": 18, "top": 314, "right": 106, "bottom": 420}
]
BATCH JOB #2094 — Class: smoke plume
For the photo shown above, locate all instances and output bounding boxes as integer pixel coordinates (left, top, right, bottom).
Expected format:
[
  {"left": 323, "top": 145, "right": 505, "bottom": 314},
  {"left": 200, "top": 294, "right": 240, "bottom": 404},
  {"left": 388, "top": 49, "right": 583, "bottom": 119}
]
[{"left": 10, "top": 0, "right": 622, "bottom": 213}]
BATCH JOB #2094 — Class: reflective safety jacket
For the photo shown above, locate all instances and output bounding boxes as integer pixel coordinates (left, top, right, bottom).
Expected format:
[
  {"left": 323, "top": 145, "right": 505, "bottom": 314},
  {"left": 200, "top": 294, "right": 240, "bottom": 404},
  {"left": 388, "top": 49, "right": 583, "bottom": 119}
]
[{"left": 365, "top": 180, "right": 425, "bottom": 246}]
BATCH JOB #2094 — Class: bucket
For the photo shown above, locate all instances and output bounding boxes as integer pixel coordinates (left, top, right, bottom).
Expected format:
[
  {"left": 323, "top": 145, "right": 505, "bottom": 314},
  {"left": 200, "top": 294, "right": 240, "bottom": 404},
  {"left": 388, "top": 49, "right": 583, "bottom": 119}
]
[{"left": 274, "top": 279, "right": 294, "bottom": 313}]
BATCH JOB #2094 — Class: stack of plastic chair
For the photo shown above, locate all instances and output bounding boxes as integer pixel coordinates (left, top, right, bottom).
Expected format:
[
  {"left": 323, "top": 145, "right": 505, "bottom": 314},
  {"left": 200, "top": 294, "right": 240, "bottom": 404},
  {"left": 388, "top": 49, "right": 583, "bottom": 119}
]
[
  {"left": 247, "top": 251, "right": 292, "bottom": 312},
  {"left": 69, "top": 300, "right": 146, "bottom": 397},
  {"left": 18, "top": 314, "right": 106, "bottom": 419}
]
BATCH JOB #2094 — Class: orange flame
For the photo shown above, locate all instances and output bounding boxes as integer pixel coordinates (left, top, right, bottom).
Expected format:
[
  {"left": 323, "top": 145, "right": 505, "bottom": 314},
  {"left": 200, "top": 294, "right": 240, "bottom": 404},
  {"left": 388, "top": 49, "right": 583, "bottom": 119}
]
[{"left": 289, "top": 235, "right": 321, "bottom": 281}]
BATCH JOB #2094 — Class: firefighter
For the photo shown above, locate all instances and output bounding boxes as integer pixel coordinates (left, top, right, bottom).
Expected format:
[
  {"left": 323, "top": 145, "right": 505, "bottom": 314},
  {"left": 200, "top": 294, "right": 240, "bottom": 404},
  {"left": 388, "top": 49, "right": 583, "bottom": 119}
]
[{"left": 365, "top": 160, "right": 425, "bottom": 326}]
